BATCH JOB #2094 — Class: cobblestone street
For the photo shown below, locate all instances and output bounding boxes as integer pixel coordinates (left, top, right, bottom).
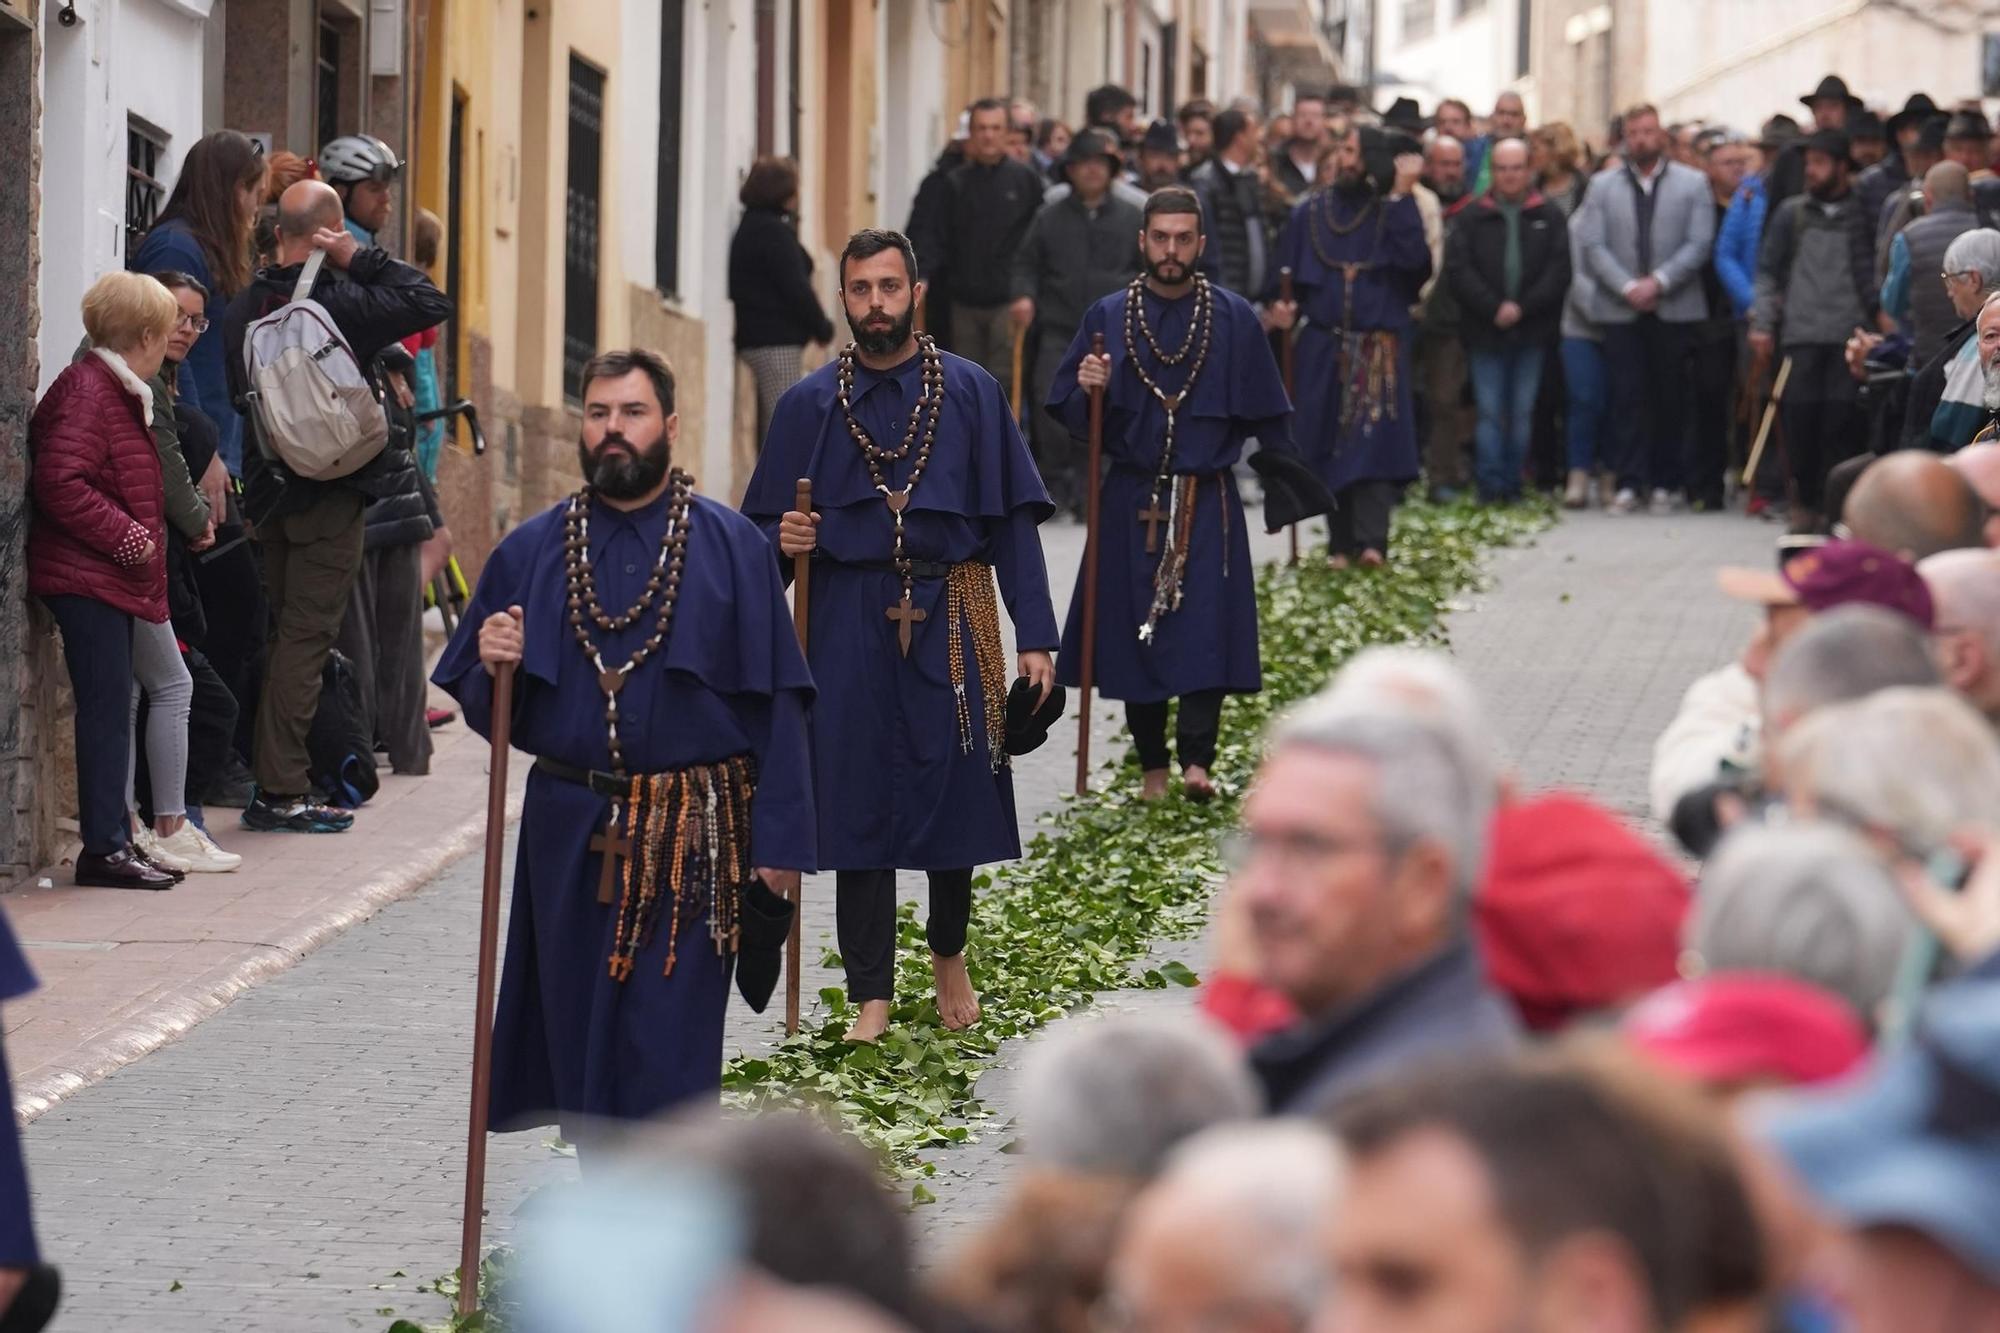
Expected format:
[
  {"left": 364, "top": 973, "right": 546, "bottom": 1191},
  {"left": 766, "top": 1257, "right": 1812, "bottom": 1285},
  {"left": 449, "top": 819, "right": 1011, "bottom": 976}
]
[{"left": 22, "top": 504, "right": 1778, "bottom": 1328}]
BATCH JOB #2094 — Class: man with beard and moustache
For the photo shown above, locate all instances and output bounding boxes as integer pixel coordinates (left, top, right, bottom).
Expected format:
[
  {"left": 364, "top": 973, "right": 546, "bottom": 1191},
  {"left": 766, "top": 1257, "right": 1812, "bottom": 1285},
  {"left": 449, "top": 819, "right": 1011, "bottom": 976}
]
[
  {"left": 1763, "top": 73, "right": 1859, "bottom": 231},
  {"left": 431, "top": 348, "right": 815, "bottom": 1139},
  {"left": 1751, "top": 129, "right": 1881, "bottom": 531},
  {"left": 1417, "top": 133, "right": 1475, "bottom": 498},
  {"left": 1048, "top": 187, "right": 1308, "bottom": 803},
  {"left": 744, "top": 229, "right": 1059, "bottom": 1045},
  {"left": 1280, "top": 126, "right": 1433, "bottom": 565},
  {"left": 1858, "top": 94, "right": 1940, "bottom": 233}
]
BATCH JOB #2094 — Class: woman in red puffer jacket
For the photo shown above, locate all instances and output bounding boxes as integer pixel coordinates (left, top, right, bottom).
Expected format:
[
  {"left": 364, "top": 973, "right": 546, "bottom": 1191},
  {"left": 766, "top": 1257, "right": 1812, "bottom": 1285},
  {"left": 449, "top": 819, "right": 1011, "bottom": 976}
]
[{"left": 29, "top": 272, "right": 184, "bottom": 890}]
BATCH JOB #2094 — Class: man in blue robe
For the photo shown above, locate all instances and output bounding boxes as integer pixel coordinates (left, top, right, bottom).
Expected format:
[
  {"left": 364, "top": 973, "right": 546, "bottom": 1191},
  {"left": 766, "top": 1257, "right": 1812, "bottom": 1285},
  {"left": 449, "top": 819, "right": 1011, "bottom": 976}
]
[
  {"left": 743, "top": 229, "right": 1059, "bottom": 1044},
  {"left": 434, "top": 349, "right": 815, "bottom": 1137},
  {"left": 1279, "top": 126, "right": 1432, "bottom": 567},
  {"left": 0, "top": 909, "right": 56, "bottom": 1332},
  {"left": 1049, "top": 187, "right": 1295, "bottom": 801}
]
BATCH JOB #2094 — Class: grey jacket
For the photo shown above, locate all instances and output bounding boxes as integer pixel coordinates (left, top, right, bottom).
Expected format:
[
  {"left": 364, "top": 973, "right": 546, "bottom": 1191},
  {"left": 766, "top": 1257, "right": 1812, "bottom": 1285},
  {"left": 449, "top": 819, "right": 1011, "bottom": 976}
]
[
  {"left": 1752, "top": 192, "right": 1878, "bottom": 347},
  {"left": 1571, "top": 160, "right": 1716, "bottom": 325},
  {"left": 1008, "top": 190, "right": 1144, "bottom": 339}
]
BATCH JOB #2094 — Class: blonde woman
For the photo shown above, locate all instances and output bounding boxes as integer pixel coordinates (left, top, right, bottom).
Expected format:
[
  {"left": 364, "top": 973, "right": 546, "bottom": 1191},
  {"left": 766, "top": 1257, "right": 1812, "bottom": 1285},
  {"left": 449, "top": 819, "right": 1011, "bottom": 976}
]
[{"left": 1530, "top": 122, "right": 1590, "bottom": 217}]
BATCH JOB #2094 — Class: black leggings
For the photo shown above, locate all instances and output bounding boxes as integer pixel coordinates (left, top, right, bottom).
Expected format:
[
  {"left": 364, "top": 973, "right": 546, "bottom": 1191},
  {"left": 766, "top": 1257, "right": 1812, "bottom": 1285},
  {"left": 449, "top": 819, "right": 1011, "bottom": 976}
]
[
  {"left": 835, "top": 867, "right": 974, "bottom": 1002},
  {"left": 1125, "top": 689, "right": 1227, "bottom": 772}
]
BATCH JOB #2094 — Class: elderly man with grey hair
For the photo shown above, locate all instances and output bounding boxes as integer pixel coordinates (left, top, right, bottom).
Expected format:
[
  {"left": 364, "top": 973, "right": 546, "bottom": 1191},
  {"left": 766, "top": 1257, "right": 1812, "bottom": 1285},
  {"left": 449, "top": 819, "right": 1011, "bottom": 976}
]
[
  {"left": 1920, "top": 548, "right": 2000, "bottom": 725},
  {"left": 1018, "top": 1013, "right": 1261, "bottom": 1178},
  {"left": 1903, "top": 229, "right": 2000, "bottom": 450},
  {"left": 1762, "top": 604, "right": 1943, "bottom": 737},
  {"left": 1237, "top": 695, "right": 1515, "bottom": 1115},
  {"left": 1104, "top": 1122, "right": 1344, "bottom": 1332}
]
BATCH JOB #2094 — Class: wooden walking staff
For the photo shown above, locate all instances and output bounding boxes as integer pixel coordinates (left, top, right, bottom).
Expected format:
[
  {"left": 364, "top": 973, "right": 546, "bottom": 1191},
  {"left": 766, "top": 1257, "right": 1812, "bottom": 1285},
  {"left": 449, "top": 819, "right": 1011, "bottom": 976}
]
[
  {"left": 1742, "top": 355, "right": 1793, "bottom": 488},
  {"left": 458, "top": 658, "right": 515, "bottom": 1318},
  {"left": 1279, "top": 267, "right": 1299, "bottom": 566},
  {"left": 1010, "top": 323, "right": 1028, "bottom": 424},
  {"left": 785, "top": 477, "right": 812, "bottom": 1035},
  {"left": 1076, "top": 331, "right": 1107, "bottom": 796}
]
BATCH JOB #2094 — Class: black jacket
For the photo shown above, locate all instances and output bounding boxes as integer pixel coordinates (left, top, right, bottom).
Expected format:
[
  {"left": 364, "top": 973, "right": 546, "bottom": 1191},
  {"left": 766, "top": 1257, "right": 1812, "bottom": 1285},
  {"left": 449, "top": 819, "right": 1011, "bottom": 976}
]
[
  {"left": 1902, "top": 315, "right": 1977, "bottom": 451},
  {"left": 1444, "top": 191, "right": 1572, "bottom": 351},
  {"left": 224, "top": 246, "right": 452, "bottom": 527},
  {"left": 931, "top": 156, "right": 1048, "bottom": 307},
  {"left": 1188, "top": 158, "right": 1270, "bottom": 298},
  {"left": 1007, "top": 190, "right": 1143, "bottom": 340},
  {"left": 905, "top": 144, "right": 965, "bottom": 293},
  {"left": 729, "top": 206, "right": 834, "bottom": 350}
]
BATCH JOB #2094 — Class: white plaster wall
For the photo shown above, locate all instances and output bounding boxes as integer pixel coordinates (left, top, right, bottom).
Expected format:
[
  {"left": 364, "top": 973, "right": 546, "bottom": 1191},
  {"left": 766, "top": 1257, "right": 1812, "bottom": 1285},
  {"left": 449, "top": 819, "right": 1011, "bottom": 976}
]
[
  {"left": 37, "top": 0, "right": 211, "bottom": 393},
  {"left": 688, "top": 1, "right": 759, "bottom": 490},
  {"left": 1374, "top": 0, "right": 1516, "bottom": 120},
  {"left": 878, "top": 0, "right": 947, "bottom": 234}
]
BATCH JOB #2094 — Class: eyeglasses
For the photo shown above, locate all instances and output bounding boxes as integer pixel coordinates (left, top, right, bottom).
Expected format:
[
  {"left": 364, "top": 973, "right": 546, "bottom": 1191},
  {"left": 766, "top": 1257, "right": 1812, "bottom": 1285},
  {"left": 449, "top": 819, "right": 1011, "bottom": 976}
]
[
  {"left": 174, "top": 312, "right": 210, "bottom": 334},
  {"left": 1943, "top": 270, "right": 1977, "bottom": 284},
  {"left": 1219, "top": 827, "right": 1384, "bottom": 873}
]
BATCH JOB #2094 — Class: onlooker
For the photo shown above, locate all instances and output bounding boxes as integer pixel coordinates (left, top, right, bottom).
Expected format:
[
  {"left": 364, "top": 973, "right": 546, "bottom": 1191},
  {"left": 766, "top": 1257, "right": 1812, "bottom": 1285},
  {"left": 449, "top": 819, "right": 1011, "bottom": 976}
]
[
  {"left": 28, "top": 273, "right": 182, "bottom": 889},
  {"left": 1417, "top": 135, "right": 1475, "bottom": 499},
  {"left": 1187, "top": 110, "right": 1273, "bottom": 300},
  {"left": 1009, "top": 129, "right": 1141, "bottom": 512},
  {"left": 1033, "top": 116, "right": 1071, "bottom": 179},
  {"left": 904, "top": 113, "right": 969, "bottom": 349},
  {"left": 1849, "top": 109, "right": 1890, "bottom": 170},
  {"left": 1902, "top": 229, "right": 2000, "bottom": 451},
  {"left": 931, "top": 1172, "right": 1134, "bottom": 1333},
  {"left": 1689, "top": 128, "right": 1751, "bottom": 509},
  {"left": 223, "top": 180, "right": 450, "bottom": 832},
  {"left": 1270, "top": 91, "right": 1327, "bottom": 201},
  {"left": 1946, "top": 439, "right": 2000, "bottom": 543},
  {"left": 1919, "top": 548, "right": 2000, "bottom": 725},
  {"left": 1764, "top": 72, "right": 1857, "bottom": 223},
  {"left": 1573, "top": 104, "right": 1716, "bottom": 514},
  {"left": 919, "top": 98, "right": 1046, "bottom": 385},
  {"left": 1875, "top": 115, "right": 1951, "bottom": 277},
  {"left": 1018, "top": 1014, "right": 1259, "bottom": 1179},
  {"left": 1104, "top": 1124, "right": 1342, "bottom": 1333},
  {"left": 1883, "top": 163, "right": 1979, "bottom": 368},
  {"left": 1131, "top": 119, "right": 1182, "bottom": 192},
  {"left": 1432, "top": 98, "right": 1475, "bottom": 147},
  {"left": 1467, "top": 90, "right": 1527, "bottom": 196},
  {"left": 1007, "top": 98, "right": 1037, "bottom": 165},
  {"left": 1235, "top": 703, "right": 1515, "bottom": 1114},
  {"left": 1857, "top": 93, "right": 1940, "bottom": 240},
  {"left": 1084, "top": 83, "right": 1142, "bottom": 151},
  {"left": 1528, "top": 120, "right": 1589, "bottom": 216},
  {"left": 1762, "top": 603, "right": 1941, "bottom": 736},
  {"left": 1841, "top": 450, "right": 1986, "bottom": 560},
  {"left": 318, "top": 134, "right": 401, "bottom": 248},
  {"left": 1716, "top": 119, "right": 1787, "bottom": 321},
  {"left": 1175, "top": 99, "right": 1215, "bottom": 173},
  {"left": 729, "top": 156, "right": 834, "bottom": 450},
  {"left": 130, "top": 129, "right": 269, "bottom": 480},
  {"left": 1623, "top": 973, "right": 1871, "bottom": 1092},
  {"left": 1688, "top": 824, "right": 1912, "bottom": 1030},
  {"left": 1750, "top": 129, "right": 1879, "bottom": 530},
  {"left": 1444, "top": 139, "right": 1571, "bottom": 502},
  {"left": 403, "top": 208, "right": 448, "bottom": 482}
]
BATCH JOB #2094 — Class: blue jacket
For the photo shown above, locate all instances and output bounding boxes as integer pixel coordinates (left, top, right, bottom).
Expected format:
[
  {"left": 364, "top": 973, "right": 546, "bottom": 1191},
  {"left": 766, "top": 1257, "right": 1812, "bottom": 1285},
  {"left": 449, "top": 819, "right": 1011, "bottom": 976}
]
[
  {"left": 1715, "top": 173, "right": 1766, "bottom": 319},
  {"left": 130, "top": 219, "right": 244, "bottom": 477}
]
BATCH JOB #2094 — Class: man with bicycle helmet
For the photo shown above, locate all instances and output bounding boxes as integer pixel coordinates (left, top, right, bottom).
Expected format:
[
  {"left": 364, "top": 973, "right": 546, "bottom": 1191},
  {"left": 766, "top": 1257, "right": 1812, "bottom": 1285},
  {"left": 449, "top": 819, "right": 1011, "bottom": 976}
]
[{"left": 319, "top": 134, "right": 400, "bottom": 247}]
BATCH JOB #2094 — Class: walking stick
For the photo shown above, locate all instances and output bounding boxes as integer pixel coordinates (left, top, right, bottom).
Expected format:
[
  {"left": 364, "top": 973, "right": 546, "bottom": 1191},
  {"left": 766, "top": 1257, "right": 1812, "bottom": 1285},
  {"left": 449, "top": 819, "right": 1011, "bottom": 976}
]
[
  {"left": 1741, "top": 354, "right": 1792, "bottom": 488},
  {"left": 1279, "top": 268, "right": 1299, "bottom": 566},
  {"left": 1010, "top": 323, "right": 1028, "bottom": 424},
  {"left": 786, "top": 477, "right": 812, "bottom": 1036},
  {"left": 1076, "top": 332, "right": 1106, "bottom": 797},
  {"left": 458, "top": 658, "right": 514, "bottom": 1318}
]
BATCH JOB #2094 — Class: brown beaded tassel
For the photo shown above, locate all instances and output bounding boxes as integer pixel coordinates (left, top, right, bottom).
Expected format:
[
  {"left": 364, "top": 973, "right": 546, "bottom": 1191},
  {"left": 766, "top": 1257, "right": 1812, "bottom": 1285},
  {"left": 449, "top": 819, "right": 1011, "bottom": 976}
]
[
  {"left": 605, "top": 755, "right": 758, "bottom": 982},
  {"left": 945, "top": 563, "right": 1010, "bottom": 770}
]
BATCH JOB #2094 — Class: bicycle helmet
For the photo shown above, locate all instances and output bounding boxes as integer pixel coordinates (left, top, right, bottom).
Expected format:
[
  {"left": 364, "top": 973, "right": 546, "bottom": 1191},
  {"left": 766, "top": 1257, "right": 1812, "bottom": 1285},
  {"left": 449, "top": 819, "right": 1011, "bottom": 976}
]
[{"left": 318, "top": 134, "right": 402, "bottom": 185}]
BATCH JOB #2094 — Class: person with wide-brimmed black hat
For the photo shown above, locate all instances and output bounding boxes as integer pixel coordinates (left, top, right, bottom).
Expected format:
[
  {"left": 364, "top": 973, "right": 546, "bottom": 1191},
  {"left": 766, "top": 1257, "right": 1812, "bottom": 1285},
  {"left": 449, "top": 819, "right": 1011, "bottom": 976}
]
[
  {"left": 1749, "top": 128, "right": 1881, "bottom": 531},
  {"left": 1876, "top": 116, "right": 1952, "bottom": 277},
  {"left": 1763, "top": 74, "right": 1861, "bottom": 233},
  {"left": 1859, "top": 94, "right": 1940, "bottom": 233}
]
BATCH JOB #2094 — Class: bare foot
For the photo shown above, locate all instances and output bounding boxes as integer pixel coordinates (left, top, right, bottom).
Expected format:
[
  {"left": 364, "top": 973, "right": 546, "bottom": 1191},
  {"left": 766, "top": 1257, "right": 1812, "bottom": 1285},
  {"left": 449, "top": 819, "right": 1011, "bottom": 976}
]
[
  {"left": 1183, "top": 764, "right": 1216, "bottom": 802},
  {"left": 1327, "top": 553, "right": 1351, "bottom": 571},
  {"left": 931, "top": 953, "right": 982, "bottom": 1030},
  {"left": 1141, "top": 768, "right": 1171, "bottom": 801},
  {"left": 1359, "top": 548, "right": 1386, "bottom": 568},
  {"left": 843, "top": 998, "right": 891, "bottom": 1044}
]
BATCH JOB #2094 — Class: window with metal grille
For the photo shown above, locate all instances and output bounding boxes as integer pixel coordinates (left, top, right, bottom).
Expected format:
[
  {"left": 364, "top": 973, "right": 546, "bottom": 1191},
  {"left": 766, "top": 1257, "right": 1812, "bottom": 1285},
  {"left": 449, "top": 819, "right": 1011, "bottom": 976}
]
[
  {"left": 656, "top": 1, "right": 685, "bottom": 298},
  {"left": 125, "top": 117, "right": 166, "bottom": 257},
  {"left": 564, "top": 57, "right": 605, "bottom": 404}
]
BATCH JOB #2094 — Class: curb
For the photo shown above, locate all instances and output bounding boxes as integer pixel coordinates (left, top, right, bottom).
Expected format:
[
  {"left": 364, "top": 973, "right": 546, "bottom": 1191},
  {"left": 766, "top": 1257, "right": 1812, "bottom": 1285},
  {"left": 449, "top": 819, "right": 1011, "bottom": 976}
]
[{"left": 13, "top": 786, "right": 525, "bottom": 1123}]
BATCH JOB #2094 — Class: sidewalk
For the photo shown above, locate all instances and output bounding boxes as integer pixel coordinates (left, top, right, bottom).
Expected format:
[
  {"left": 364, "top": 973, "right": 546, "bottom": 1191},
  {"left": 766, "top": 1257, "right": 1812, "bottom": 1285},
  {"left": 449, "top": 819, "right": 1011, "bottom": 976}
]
[{"left": 7, "top": 708, "right": 525, "bottom": 1121}]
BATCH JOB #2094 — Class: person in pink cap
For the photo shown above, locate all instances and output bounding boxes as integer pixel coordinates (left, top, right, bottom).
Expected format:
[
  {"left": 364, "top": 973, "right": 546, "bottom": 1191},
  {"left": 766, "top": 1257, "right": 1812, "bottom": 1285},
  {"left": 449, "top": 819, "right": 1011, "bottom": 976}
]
[{"left": 1624, "top": 974, "right": 1871, "bottom": 1096}]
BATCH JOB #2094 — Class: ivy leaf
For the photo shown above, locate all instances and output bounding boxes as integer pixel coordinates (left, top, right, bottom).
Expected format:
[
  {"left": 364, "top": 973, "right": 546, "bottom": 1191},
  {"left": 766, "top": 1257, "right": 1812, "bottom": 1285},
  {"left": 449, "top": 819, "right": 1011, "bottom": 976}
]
[
  {"left": 910, "top": 1182, "right": 937, "bottom": 1205},
  {"left": 1158, "top": 960, "right": 1199, "bottom": 987}
]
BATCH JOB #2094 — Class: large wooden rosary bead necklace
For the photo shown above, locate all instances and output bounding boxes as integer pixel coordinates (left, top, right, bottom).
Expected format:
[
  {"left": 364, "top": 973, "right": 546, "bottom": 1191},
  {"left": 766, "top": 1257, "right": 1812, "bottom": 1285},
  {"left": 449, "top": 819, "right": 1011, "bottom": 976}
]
[{"left": 837, "top": 333, "right": 946, "bottom": 656}]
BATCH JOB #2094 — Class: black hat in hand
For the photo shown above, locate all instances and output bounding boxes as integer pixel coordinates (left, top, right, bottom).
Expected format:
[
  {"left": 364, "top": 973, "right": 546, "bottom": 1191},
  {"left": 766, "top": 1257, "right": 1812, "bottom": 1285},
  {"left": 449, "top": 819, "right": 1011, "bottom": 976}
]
[
  {"left": 1004, "top": 677, "right": 1068, "bottom": 756},
  {"left": 734, "top": 877, "right": 796, "bottom": 1013},
  {"left": 1248, "top": 449, "right": 1337, "bottom": 532}
]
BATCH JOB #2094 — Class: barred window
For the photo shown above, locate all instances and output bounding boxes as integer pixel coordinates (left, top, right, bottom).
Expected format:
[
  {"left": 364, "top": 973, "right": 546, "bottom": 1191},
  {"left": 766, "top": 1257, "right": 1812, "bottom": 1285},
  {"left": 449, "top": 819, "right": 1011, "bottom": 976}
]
[{"left": 126, "top": 117, "right": 166, "bottom": 258}]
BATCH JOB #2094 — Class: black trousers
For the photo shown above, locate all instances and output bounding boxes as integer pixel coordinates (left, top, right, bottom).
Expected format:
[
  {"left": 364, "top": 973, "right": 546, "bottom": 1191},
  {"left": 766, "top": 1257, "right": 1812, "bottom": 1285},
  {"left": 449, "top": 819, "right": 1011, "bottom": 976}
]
[
  {"left": 1126, "top": 689, "right": 1227, "bottom": 772},
  {"left": 1604, "top": 315, "right": 1694, "bottom": 492},
  {"left": 1688, "top": 330, "right": 1738, "bottom": 509},
  {"left": 192, "top": 529, "right": 267, "bottom": 761},
  {"left": 836, "top": 867, "right": 973, "bottom": 1003},
  {"left": 1780, "top": 343, "right": 1862, "bottom": 514},
  {"left": 1329, "top": 481, "right": 1399, "bottom": 557},
  {"left": 45, "top": 595, "right": 133, "bottom": 855}
]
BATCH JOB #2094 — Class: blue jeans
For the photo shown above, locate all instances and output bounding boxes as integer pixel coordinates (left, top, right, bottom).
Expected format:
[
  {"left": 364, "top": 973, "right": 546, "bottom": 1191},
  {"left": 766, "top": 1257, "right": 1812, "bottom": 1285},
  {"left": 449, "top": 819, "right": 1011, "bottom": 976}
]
[
  {"left": 1560, "top": 336, "right": 1608, "bottom": 472},
  {"left": 1468, "top": 343, "right": 1547, "bottom": 500}
]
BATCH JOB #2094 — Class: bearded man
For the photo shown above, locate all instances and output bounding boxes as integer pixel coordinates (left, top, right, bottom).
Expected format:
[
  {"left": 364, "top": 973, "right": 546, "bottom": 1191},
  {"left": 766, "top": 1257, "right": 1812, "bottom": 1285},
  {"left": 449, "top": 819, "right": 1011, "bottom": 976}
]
[
  {"left": 743, "top": 229, "right": 1059, "bottom": 1044},
  {"left": 1279, "top": 125, "right": 1432, "bottom": 566},
  {"left": 432, "top": 348, "right": 816, "bottom": 1139}
]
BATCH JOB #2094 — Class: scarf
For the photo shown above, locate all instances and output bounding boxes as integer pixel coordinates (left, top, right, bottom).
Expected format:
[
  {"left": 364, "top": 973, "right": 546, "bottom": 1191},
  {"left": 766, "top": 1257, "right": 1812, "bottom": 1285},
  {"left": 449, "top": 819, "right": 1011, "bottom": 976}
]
[{"left": 91, "top": 347, "right": 155, "bottom": 427}]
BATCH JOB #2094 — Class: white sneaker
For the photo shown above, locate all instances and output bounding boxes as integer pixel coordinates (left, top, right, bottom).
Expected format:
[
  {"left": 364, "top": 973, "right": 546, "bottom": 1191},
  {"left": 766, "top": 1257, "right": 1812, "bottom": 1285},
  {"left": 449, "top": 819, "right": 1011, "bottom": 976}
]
[
  {"left": 133, "top": 825, "right": 193, "bottom": 873},
  {"left": 157, "top": 823, "right": 243, "bottom": 873},
  {"left": 1608, "top": 487, "right": 1639, "bottom": 514},
  {"left": 1649, "top": 488, "right": 1680, "bottom": 516}
]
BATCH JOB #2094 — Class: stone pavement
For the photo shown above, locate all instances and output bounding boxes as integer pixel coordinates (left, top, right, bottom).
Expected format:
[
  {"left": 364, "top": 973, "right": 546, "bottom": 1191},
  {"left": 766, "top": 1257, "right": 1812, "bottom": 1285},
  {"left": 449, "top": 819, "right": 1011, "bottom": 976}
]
[{"left": 18, "top": 502, "right": 1779, "bottom": 1327}]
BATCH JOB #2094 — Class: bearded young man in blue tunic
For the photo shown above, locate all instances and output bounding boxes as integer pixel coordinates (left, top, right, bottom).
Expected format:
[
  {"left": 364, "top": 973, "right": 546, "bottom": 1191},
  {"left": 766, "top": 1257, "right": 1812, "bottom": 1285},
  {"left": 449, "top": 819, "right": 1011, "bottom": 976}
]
[
  {"left": 433, "top": 348, "right": 815, "bottom": 1138},
  {"left": 1049, "top": 187, "right": 1298, "bottom": 802},
  {"left": 743, "top": 229, "right": 1059, "bottom": 1045},
  {"left": 1278, "top": 125, "right": 1431, "bottom": 568}
]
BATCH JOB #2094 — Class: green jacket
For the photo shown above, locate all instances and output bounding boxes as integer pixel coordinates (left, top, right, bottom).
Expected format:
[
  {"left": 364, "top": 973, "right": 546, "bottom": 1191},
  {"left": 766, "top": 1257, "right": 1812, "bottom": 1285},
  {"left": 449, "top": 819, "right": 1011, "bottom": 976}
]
[{"left": 72, "top": 338, "right": 210, "bottom": 541}]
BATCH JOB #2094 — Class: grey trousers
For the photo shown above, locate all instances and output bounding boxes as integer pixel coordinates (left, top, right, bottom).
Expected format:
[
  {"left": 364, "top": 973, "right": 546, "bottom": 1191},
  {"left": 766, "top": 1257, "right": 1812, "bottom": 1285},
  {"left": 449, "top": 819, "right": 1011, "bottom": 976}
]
[
  {"left": 952, "top": 303, "right": 1022, "bottom": 396},
  {"left": 334, "top": 540, "right": 433, "bottom": 776},
  {"left": 1028, "top": 333, "right": 1080, "bottom": 512}
]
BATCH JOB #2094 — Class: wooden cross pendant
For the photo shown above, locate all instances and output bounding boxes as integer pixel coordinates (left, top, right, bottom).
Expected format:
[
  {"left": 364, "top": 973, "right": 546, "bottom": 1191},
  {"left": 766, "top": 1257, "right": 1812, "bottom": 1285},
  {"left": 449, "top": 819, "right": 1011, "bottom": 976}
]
[
  {"left": 1137, "top": 495, "right": 1171, "bottom": 555},
  {"left": 591, "top": 815, "right": 633, "bottom": 905},
  {"left": 886, "top": 593, "right": 927, "bottom": 657}
]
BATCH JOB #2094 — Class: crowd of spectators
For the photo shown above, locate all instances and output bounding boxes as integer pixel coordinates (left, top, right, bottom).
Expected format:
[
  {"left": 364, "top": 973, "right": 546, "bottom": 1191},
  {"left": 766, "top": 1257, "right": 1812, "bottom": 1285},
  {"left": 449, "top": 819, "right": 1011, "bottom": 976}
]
[{"left": 28, "top": 130, "right": 455, "bottom": 886}]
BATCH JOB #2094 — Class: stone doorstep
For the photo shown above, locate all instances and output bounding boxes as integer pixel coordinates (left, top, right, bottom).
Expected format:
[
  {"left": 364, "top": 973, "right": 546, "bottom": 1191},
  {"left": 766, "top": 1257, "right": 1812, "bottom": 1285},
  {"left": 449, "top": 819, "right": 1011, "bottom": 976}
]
[{"left": 5, "top": 714, "right": 528, "bottom": 1125}]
